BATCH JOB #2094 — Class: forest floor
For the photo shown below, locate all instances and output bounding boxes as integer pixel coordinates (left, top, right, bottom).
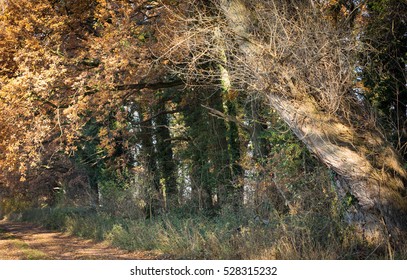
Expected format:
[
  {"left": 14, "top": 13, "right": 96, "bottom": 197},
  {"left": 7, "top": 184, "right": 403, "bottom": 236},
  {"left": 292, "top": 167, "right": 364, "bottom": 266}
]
[{"left": 0, "top": 219, "right": 163, "bottom": 260}]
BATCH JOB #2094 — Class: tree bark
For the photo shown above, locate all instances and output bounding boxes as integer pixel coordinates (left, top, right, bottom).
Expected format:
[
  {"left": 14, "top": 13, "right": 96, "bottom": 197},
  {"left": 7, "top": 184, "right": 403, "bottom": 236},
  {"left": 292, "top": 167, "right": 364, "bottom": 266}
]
[
  {"left": 183, "top": 94, "right": 214, "bottom": 210},
  {"left": 268, "top": 93, "right": 407, "bottom": 243},
  {"left": 217, "top": 0, "right": 407, "bottom": 244},
  {"left": 155, "top": 99, "right": 178, "bottom": 210},
  {"left": 137, "top": 105, "right": 161, "bottom": 216},
  {"left": 207, "top": 89, "right": 234, "bottom": 206}
]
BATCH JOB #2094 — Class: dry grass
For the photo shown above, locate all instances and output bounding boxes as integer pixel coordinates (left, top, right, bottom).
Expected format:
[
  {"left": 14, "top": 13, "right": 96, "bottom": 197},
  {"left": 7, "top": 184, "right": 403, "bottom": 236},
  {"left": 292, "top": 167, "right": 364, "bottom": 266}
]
[{"left": 11, "top": 204, "right": 403, "bottom": 260}]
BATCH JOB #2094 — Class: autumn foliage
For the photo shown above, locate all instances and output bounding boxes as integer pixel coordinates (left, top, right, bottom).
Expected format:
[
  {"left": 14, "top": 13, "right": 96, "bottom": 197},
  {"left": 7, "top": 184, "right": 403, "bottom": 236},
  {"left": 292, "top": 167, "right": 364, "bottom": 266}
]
[{"left": 1, "top": 0, "right": 406, "bottom": 257}]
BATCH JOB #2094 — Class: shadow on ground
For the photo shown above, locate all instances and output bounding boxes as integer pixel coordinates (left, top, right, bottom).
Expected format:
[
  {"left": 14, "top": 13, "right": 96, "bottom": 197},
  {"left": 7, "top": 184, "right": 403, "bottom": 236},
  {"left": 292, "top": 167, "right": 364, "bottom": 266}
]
[{"left": 0, "top": 220, "right": 161, "bottom": 260}]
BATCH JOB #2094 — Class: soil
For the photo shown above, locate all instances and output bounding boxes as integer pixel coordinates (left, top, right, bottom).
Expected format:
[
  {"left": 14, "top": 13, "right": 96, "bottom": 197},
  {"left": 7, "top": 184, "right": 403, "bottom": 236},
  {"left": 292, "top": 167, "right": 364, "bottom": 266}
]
[{"left": 0, "top": 219, "right": 163, "bottom": 260}]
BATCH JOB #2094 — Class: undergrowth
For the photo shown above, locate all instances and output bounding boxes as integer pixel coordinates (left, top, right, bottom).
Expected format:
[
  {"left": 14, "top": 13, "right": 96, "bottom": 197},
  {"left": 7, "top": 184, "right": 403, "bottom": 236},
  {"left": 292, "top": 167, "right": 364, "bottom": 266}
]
[{"left": 11, "top": 206, "right": 393, "bottom": 260}]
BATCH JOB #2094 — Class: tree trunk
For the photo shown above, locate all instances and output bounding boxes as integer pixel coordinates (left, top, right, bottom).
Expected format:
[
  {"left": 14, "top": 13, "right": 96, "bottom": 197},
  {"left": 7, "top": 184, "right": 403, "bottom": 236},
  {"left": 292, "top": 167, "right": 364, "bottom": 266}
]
[
  {"left": 249, "top": 97, "right": 269, "bottom": 161},
  {"left": 216, "top": 28, "right": 244, "bottom": 208},
  {"left": 155, "top": 99, "right": 178, "bottom": 210},
  {"left": 137, "top": 105, "right": 161, "bottom": 216},
  {"left": 268, "top": 93, "right": 407, "bottom": 243},
  {"left": 207, "top": 88, "right": 235, "bottom": 206},
  {"left": 217, "top": 0, "right": 407, "bottom": 244},
  {"left": 225, "top": 98, "right": 244, "bottom": 208},
  {"left": 183, "top": 94, "right": 213, "bottom": 210}
]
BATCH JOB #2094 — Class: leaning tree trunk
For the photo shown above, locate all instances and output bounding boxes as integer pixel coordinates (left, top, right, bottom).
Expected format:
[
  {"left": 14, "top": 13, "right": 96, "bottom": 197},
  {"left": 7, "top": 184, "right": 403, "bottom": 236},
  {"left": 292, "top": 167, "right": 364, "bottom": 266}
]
[
  {"left": 216, "top": 0, "right": 407, "bottom": 245},
  {"left": 268, "top": 93, "right": 407, "bottom": 244}
]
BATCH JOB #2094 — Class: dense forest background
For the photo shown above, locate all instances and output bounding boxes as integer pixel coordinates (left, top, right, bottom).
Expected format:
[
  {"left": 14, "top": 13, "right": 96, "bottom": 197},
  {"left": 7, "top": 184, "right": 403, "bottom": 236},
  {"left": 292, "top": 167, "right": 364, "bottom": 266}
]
[{"left": 1, "top": 0, "right": 406, "bottom": 259}]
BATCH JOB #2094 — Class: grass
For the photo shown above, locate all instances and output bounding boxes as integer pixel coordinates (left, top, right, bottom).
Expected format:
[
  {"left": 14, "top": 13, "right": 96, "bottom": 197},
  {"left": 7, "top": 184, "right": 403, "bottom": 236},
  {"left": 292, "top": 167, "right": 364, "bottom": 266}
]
[
  {"left": 10, "top": 205, "right": 392, "bottom": 259},
  {"left": 5, "top": 240, "right": 49, "bottom": 260},
  {"left": 0, "top": 228, "right": 18, "bottom": 240}
]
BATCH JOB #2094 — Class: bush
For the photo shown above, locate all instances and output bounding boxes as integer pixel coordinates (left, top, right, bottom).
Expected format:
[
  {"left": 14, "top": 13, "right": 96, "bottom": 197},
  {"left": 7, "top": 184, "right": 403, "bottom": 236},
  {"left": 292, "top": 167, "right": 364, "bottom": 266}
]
[{"left": 0, "top": 194, "right": 33, "bottom": 219}]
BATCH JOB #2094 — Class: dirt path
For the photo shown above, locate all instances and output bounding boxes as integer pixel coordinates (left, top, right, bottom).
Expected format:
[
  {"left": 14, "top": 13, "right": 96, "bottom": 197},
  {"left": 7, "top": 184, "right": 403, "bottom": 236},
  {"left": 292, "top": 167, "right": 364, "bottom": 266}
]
[{"left": 0, "top": 220, "right": 162, "bottom": 260}]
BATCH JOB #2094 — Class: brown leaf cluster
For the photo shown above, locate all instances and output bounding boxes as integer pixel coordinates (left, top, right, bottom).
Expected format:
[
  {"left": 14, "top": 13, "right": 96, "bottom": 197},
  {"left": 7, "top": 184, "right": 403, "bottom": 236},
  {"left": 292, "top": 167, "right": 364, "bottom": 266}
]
[{"left": 0, "top": 0, "right": 177, "bottom": 188}]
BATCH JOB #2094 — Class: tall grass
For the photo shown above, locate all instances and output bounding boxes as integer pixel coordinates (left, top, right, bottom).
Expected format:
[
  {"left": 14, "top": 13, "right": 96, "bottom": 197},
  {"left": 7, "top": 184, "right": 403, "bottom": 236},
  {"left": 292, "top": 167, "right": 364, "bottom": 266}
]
[{"left": 13, "top": 205, "right": 390, "bottom": 259}]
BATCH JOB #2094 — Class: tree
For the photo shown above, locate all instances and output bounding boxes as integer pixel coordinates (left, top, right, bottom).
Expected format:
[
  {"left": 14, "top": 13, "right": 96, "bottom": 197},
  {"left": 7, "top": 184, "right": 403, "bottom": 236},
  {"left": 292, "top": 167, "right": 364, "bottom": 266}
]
[
  {"left": 360, "top": 0, "right": 407, "bottom": 160},
  {"left": 2, "top": 0, "right": 406, "bottom": 250},
  {"left": 165, "top": 0, "right": 407, "bottom": 245},
  {"left": 0, "top": 0, "right": 184, "bottom": 210},
  {"left": 154, "top": 92, "right": 178, "bottom": 210}
]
